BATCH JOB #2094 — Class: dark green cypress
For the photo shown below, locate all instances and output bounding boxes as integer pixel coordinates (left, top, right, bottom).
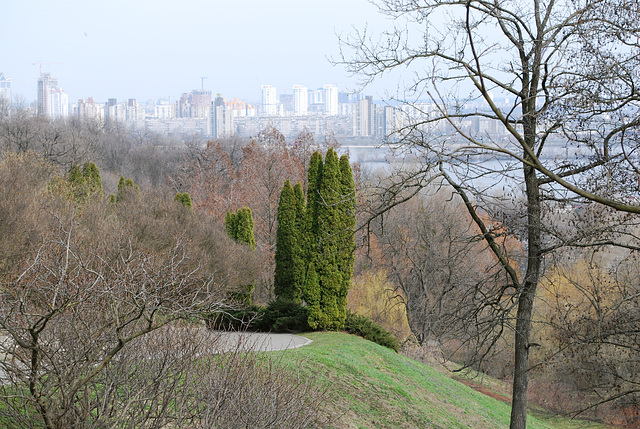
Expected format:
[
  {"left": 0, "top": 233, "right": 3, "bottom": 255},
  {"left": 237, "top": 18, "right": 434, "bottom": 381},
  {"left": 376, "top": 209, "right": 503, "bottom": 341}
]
[
  {"left": 274, "top": 180, "right": 297, "bottom": 301},
  {"left": 337, "top": 154, "right": 356, "bottom": 321},
  {"left": 305, "top": 151, "right": 323, "bottom": 257},
  {"left": 304, "top": 151, "right": 324, "bottom": 323},
  {"left": 304, "top": 262, "right": 322, "bottom": 329},
  {"left": 315, "top": 148, "right": 345, "bottom": 329},
  {"left": 292, "top": 182, "right": 306, "bottom": 302},
  {"left": 297, "top": 150, "right": 356, "bottom": 330}
]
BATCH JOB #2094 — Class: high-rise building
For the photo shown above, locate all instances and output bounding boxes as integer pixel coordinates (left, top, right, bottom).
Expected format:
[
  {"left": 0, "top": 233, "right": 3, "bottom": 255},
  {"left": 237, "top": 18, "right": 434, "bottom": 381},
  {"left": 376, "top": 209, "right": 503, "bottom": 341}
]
[
  {"left": 37, "top": 73, "right": 69, "bottom": 118},
  {"left": 261, "top": 85, "right": 277, "bottom": 116},
  {"left": 126, "top": 99, "right": 143, "bottom": 122},
  {"left": 37, "top": 73, "right": 56, "bottom": 117},
  {"left": 0, "top": 73, "right": 11, "bottom": 104},
  {"left": 105, "top": 98, "right": 119, "bottom": 122},
  {"left": 177, "top": 90, "right": 212, "bottom": 118},
  {"left": 211, "top": 94, "right": 235, "bottom": 138},
  {"left": 323, "top": 84, "right": 338, "bottom": 116},
  {"left": 293, "top": 85, "right": 308, "bottom": 116},
  {"left": 354, "top": 96, "right": 375, "bottom": 137},
  {"left": 48, "top": 88, "right": 69, "bottom": 118},
  {"left": 382, "top": 106, "right": 399, "bottom": 139}
]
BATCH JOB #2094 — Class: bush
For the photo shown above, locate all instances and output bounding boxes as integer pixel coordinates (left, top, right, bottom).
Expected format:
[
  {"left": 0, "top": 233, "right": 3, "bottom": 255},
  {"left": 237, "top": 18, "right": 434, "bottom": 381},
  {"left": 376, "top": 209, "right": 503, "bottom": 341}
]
[
  {"left": 255, "top": 300, "right": 310, "bottom": 333},
  {"left": 344, "top": 311, "right": 400, "bottom": 352},
  {"left": 205, "top": 305, "right": 263, "bottom": 331}
]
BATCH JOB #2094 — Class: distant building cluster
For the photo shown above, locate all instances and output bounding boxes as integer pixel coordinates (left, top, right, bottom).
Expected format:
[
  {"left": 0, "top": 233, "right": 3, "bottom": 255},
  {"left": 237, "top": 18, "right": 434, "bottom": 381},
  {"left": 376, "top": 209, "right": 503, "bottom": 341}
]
[{"left": 0, "top": 72, "right": 511, "bottom": 141}]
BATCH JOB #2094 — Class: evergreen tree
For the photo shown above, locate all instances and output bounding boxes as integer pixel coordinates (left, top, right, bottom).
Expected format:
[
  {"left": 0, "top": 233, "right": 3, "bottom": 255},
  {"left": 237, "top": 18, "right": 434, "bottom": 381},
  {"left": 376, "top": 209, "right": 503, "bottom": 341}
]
[
  {"left": 67, "top": 162, "right": 103, "bottom": 203},
  {"left": 68, "top": 165, "right": 84, "bottom": 186},
  {"left": 225, "top": 211, "right": 238, "bottom": 239},
  {"left": 116, "top": 175, "right": 140, "bottom": 202},
  {"left": 314, "top": 148, "right": 346, "bottom": 329},
  {"left": 304, "top": 151, "right": 324, "bottom": 324},
  {"left": 337, "top": 154, "right": 357, "bottom": 320},
  {"left": 272, "top": 150, "right": 356, "bottom": 329},
  {"left": 174, "top": 192, "right": 193, "bottom": 211},
  {"left": 274, "top": 180, "right": 297, "bottom": 301},
  {"left": 81, "top": 162, "right": 103, "bottom": 195},
  {"left": 292, "top": 182, "right": 307, "bottom": 302},
  {"left": 305, "top": 151, "right": 323, "bottom": 259},
  {"left": 304, "top": 262, "right": 323, "bottom": 329},
  {"left": 225, "top": 207, "right": 255, "bottom": 250},
  {"left": 225, "top": 207, "right": 256, "bottom": 304},
  {"left": 117, "top": 175, "right": 125, "bottom": 197},
  {"left": 235, "top": 207, "right": 256, "bottom": 250}
]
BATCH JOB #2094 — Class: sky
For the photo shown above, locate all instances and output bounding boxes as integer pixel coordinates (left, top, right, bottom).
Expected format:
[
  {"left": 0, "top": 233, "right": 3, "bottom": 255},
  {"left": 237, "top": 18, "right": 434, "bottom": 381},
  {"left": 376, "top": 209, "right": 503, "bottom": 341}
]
[{"left": 0, "top": 0, "right": 395, "bottom": 105}]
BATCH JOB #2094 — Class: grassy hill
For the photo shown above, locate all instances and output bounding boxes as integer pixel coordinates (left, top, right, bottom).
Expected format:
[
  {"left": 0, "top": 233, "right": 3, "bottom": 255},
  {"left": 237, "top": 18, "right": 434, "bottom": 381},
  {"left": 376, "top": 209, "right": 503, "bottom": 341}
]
[{"left": 274, "top": 332, "right": 615, "bottom": 429}]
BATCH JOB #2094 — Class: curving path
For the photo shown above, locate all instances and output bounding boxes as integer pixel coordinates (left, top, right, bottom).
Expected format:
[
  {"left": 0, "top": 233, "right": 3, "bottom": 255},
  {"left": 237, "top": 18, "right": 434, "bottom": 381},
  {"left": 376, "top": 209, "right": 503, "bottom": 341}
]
[{"left": 212, "top": 331, "right": 313, "bottom": 353}]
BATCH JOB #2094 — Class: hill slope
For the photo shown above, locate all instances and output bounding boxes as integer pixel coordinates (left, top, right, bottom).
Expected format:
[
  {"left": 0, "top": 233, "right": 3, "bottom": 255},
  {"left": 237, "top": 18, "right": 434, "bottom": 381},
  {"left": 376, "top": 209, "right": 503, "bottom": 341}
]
[{"left": 274, "top": 332, "right": 612, "bottom": 429}]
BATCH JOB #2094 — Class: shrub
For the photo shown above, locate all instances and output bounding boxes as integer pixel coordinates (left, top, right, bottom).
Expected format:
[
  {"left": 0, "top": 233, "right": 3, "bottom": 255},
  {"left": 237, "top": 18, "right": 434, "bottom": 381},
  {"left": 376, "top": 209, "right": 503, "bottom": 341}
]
[
  {"left": 344, "top": 311, "right": 400, "bottom": 352},
  {"left": 256, "top": 300, "right": 310, "bottom": 333}
]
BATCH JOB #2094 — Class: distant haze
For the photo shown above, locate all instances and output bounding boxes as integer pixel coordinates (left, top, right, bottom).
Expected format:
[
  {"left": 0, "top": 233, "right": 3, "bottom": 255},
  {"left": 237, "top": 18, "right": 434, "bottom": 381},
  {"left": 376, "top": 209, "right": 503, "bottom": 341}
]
[{"left": 0, "top": 0, "right": 394, "bottom": 104}]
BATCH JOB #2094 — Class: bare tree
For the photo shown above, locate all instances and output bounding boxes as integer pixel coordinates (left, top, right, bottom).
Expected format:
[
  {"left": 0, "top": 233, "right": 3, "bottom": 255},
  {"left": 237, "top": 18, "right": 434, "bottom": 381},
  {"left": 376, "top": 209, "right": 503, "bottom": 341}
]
[
  {"left": 375, "top": 191, "right": 506, "bottom": 346},
  {"left": 340, "top": 1, "right": 640, "bottom": 427}
]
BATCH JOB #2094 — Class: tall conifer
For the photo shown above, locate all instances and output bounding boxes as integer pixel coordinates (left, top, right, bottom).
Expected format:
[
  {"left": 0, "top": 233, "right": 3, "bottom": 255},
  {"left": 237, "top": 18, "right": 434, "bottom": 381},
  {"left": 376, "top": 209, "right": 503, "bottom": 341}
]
[
  {"left": 273, "top": 150, "right": 356, "bottom": 329},
  {"left": 292, "top": 182, "right": 306, "bottom": 302},
  {"left": 337, "top": 154, "right": 357, "bottom": 316},
  {"left": 314, "top": 148, "right": 346, "bottom": 329},
  {"left": 235, "top": 207, "right": 256, "bottom": 250},
  {"left": 225, "top": 207, "right": 256, "bottom": 304},
  {"left": 274, "top": 180, "right": 297, "bottom": 301}
]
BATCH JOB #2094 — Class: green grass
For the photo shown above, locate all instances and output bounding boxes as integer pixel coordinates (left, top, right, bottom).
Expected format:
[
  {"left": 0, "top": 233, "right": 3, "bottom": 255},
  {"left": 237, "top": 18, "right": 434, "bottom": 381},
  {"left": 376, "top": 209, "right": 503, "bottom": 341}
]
[{"left": 274, "top": 332, "right": 615, "bottom": 429}]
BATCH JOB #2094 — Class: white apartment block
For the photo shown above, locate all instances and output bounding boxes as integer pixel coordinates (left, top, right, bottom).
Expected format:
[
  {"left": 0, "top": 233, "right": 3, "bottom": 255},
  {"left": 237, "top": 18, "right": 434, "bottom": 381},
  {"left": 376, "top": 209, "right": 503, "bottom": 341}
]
[
  {"left": 293, "top": 85, "right": 308, "bottom": 116},
  {"left": 37, "top": 73, "right": 69, "bottom": 118},
  {"left": 261, "top": 85, "right": 277, "bottom": 115},
  {"left": 323, "top": 84, "right": 338, "bottom": 116},
  {"left": 48, "top": 88, "right": 69, "bottom": 118}
]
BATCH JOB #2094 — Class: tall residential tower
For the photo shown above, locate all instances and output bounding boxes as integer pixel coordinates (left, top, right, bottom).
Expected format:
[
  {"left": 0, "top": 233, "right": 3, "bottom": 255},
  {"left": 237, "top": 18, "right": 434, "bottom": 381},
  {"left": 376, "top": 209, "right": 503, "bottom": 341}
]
[
  {"left": 37, "top": 73, "right": 68, "bottom": 118},
  {"left": 323, "top": 84, "right": 338, "bottom": 116},
  {"left": 293, "top": 85, "right": 308, "bottom": 116},
  {"left": 261, "top": 85, "right": 277, "bottom": 115}
]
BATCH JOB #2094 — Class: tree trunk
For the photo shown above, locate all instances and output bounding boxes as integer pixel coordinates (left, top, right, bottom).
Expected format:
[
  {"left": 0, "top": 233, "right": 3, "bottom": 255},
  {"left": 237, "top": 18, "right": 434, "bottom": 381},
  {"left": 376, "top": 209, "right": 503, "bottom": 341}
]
[{"left": 510, "top": 161, "right": 542, "bottom": 429}]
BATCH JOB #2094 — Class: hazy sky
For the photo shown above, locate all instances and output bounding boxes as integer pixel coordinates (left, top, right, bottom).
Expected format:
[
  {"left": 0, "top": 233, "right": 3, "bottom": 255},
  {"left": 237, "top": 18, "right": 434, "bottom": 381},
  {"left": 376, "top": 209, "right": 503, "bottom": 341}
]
[{"left": 0, "top": 0, "right": 394, "bottom": 104}]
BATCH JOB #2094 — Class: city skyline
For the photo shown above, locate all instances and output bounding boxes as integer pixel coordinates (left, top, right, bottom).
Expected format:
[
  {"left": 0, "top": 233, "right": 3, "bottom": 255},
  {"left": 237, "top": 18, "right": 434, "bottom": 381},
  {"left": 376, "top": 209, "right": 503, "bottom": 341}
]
[{"left": 0, "top": 0, "right": 395, "bottom": 104}]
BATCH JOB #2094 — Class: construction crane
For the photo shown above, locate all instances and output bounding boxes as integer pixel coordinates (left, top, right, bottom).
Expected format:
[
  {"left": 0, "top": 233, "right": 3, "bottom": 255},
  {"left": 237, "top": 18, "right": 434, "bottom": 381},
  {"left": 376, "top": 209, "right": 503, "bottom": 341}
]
[{"left": 33, "top": 61, "right": 62, "bottom": 75}]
